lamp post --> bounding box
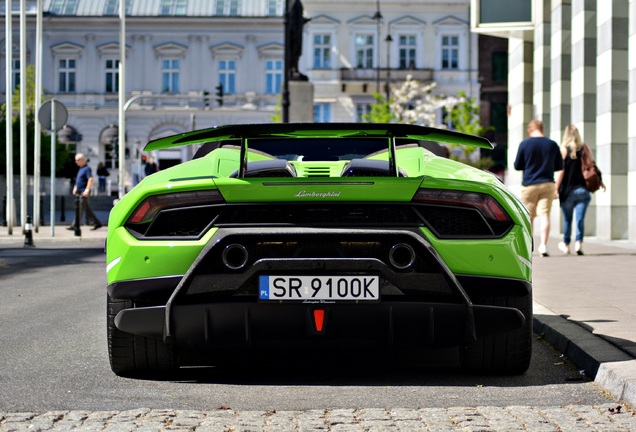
[282,0,290,123]
[5,0,14,234]
[385,33,392,101]
[118,0,126,198]
[373,0,382,94]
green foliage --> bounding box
[363,93,394,123]
[364,85,494,170]
[0,115,71,176]
[447,91,492,137]
[0,64,69,176]
[270,96,282,123]
[1,65,39,118]
[445,91,494,169]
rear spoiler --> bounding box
[144,123,494,178]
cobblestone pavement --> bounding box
[1,404,635,431]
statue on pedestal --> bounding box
[289,0,311,81]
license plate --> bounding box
[259,275,380,302]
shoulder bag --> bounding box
[580,144,604,193]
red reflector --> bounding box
[130,201,151,223]
[313,309,325,332]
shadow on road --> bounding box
[0,247,105,276]
[125,337,590,389]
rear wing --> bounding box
[144,123,493,178]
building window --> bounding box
[355,34,374,69]
[50,0,78,14]
[160,0,187,15]
[265,60,283,94]
[356,103,371,122]
[219,60,236,94]
[398,35,416,69]
[441,35,459,70]
[216,0,241,15]
[103,0,132,15]
[492,51,507,83]
[105,59,119,93]
[161,59,180,93]
[58,58,76,92]
[313,34,332,69]
[314,103,331,123]
[12,59,20,91]
[491,102,507,132]
[266,0,279,15]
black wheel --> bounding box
[107,295,178,377]
[460,291,532,375]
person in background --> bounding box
[514,119,563,257]
[68,153,102,231]
[554,125,600,255]
[144,156,159,177]
[97,162,109,194]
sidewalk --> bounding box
[1,225,635,408]
[0,222,107,247]
[532,236,636,408]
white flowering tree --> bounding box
[364,75,493,169]
[364,75,460,126]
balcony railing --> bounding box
[340,68,434,83]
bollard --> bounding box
[24,215,34,247]
[74,194,82,237]
[60,195,66,222]
[39,195,45,227]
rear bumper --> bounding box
[110,227,531,352]
[114,300,525,350]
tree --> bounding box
[365,76,493,169]
[365,74,460,126]
[446,91,494,169]
[363,94,392,123]
[270,97,282,123]
[447,91,489,137]
[0,64,70,176]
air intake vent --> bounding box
[305,166,334,177]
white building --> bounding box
[2,0,477,193]
[472,0,636,242]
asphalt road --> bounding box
[0,246,618,413]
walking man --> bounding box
[514,120,563,257]
[68,153,103,231]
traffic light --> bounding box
[202,90,210,107]
[141,155,147,164]
[215,83,224,107]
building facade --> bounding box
[473,0,636,242]
[2,0,477,195]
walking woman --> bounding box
[555,125,601,255]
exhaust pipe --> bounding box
[222,244,249,270]
[389,243,416,270]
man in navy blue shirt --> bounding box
[68,153,103,230]
[514,120,563,257]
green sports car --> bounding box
[106,123,533,377]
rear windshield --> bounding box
[235,138,418,161]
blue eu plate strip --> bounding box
[259,276,269,300]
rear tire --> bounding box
[107,295,178,377]
[460,291,532,375]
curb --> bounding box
[533,302,636,409]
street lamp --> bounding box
[385,33,392,101]
[373,0,382,94]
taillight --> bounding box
[412,189,513,238]
[128,190,224,225]
[413,189,509,222]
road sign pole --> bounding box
[50,99,56,236]
[38,99,67,237]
